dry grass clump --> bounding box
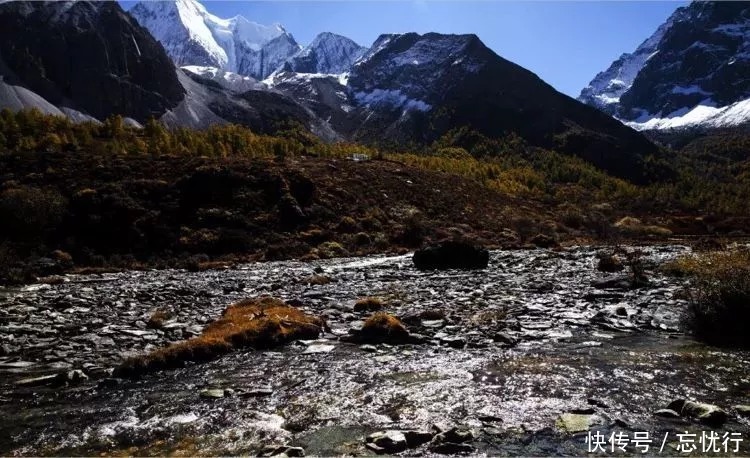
[316,241,348,259]
[596,250,624,272]
[115,297,323,377]
[614,216,672,237]
[354,297,384,312]
[665,249,750,346]
[146,310,171,330]
[359,312,410,343]
[304,274,332,285]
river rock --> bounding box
[241,386,274,397]
[403,430,434,447]
[654,409,681,418]
[556,413,599,433]
[429,442,475,454]
[435,426,475,443]
[492,332,518,346]
[668,399,727,426]
[438,335,467,349]
[258,445,305,457]
[413,241,489,270]
[591,275,632,290]
[302,342,335,354]
[200,389,226,399]
[15,374,59,387]
[366,430,408,454]
[56,369,89,386]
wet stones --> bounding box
[366,428,472,455]
[14,369,89,388]
[429,426,476,454]
[591,275,633,290]
[429,442,475,455]
[258,445,305,457]
[200,388,227,399]
[434,332,466,349]
[556,412,601,433]
[666,399,727,426]
[413,241,489,270]
[366,430,408,454]
[14,374,59,387]
[654,409,681,419]
[403,430,434,447]
[435,426,475,444]
[734,405,750,417]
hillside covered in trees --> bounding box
[0,109,747,283]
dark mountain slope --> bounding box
[0,0,184,122]
[345,33,660,182]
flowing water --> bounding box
[1,246,749,456]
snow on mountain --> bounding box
[181,65,262,93]
[235,32,300,80]
[626,97,750,130]
[129,0,300,79]
[578,7,689,115]
[279,32,367,75]
[580,1,750,130]
[348,33,485,113]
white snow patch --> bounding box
[626,97,750,130]
[182,65,261,92]
[670,85,710,96]
[337,72,350,87]
[579,5,690,109]
[354,89,431,112]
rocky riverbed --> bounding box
[1,246,749,456]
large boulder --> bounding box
[667,399,727,426]
[413,241,489,270]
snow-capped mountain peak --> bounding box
[580,1,750,130]
[277,32,367,75]
[578,6,690,115]
[129,0,299,79]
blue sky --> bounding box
[120,1,687,97]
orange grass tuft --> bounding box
[359,312,410,343]
[115,297,323,377]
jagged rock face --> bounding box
[621,2,750,119]
[280,32,367,74]
[129,0,300,79]
[0,0,185,122]
[580,1,750,130]
[129,0,225,68]
[235,33,301,79]
[578,7,691,116]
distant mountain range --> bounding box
[0,0,671,183]
[580,1,750,131]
